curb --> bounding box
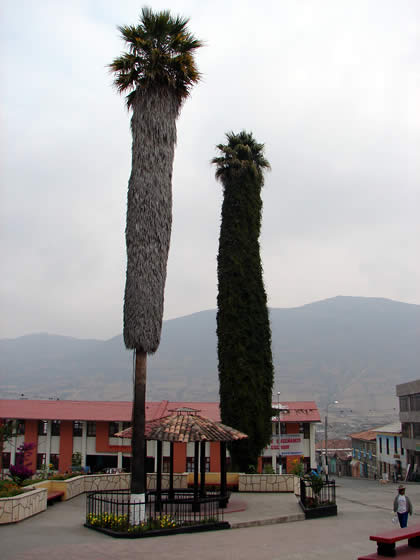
[230,512,305,529]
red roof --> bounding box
[349,429,378,442]
[316,439,352,450]
[0,400,221,422]
[0,399,320,423]
[272,401,321,423]
[117,411,249,442]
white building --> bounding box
[374,423,407,481]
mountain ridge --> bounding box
[1,296,419,425]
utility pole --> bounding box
[277,392,281,474]
[325,400,338,482]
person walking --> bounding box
[393,484,413,528]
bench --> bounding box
[47,491,64,505]
[358,524,420,558]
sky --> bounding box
[1,0,419,340]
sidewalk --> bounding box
[226,492,304,528]
[3,478,420,560]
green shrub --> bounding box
[0,480,24,498]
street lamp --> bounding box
[325,400,339,482]
[277,392,281,474]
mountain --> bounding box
[1,297,419,423]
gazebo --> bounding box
[116,407,248,511]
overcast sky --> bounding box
[1,0,419,340]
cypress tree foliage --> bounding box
[212,131,274,472]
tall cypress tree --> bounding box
[212,131,274,472]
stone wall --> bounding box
[147,473,187,490]
[32,472,188,501]
[238,474,297,492]
[0,488,47,524]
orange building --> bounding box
[0,399,320,475]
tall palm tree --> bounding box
[110,8,202,502]
[212,131,274,472]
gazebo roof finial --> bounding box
[169,406,200,416]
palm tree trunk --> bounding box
[130,350,147,522]
[131,350,147,493]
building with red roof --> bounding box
[349,429,378,479]
[0,399,320,475]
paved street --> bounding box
[2,477,420,560]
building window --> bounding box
[37,453,46,469]
[185,456,210,473]
[109,422,120,437]
[73,421,83,437]
[50,454,59,470]
[38,420,48,436]
[402,423,411,438]
[51,420,60,436]
[273,422,287,436]
[299,423,310,439]
[2,452,11,469]
[186,457,195,472]
[86,422,96,437]
[386,439,389,455]
[413,423,420,438]
[400,396,409,412]
[163,457,171,473]
[410,394,420,411]
[394,436,398,453]
[16,420,25,435]
[379,437,382,453]
[122,422,131,431]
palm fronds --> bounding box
[109,7,202,107]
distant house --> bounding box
[349,430,377,479]
[315,439,352,477]
[374,423,406,481]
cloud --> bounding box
[1,0,419,338]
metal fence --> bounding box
[300,478,336,508]
[86,490,225,534]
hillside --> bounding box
[1,297,419,428]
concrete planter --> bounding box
[0,488,47,524]
[299,500,337,519]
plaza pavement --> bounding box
[2,477,420,560]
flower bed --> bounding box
[85,489,229,538]
[85,511,229,538]
[0,480,25,499]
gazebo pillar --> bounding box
[156,440,162,512]
[219,441,228,508]
[193,441,200,512]
[200,441,206,497]
[169,441,174,500]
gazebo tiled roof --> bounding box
[116,409,248,443]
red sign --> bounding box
[269,435,303,456]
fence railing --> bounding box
[299,478,336,508]
[86,489,225,534]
